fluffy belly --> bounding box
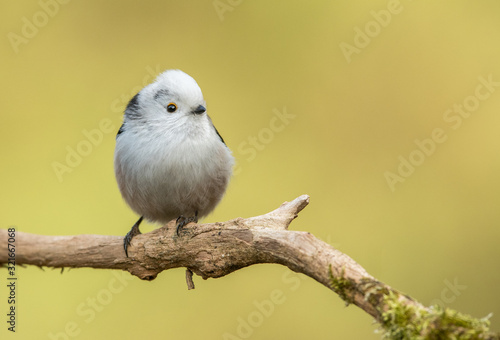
[115,140,232,223]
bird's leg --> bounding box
[176,210,198,236]
[124,216,144,257]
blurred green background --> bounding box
[1,1,500,339]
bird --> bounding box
[114,69,234,257]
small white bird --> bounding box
[114,70,234,256]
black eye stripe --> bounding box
[154,89,171,100]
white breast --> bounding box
[114,115,233,223]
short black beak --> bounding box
[192,105,206,115]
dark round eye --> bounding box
[167,103,177,113]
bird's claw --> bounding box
[124,216,143,257]
[176,211,198,236]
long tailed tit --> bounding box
[114,70,234,256]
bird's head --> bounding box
[124,69,208,129]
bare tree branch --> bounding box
[0,195,497,339]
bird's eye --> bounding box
[166,103,177,113]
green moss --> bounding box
[327,269,497,339]
[377,290,495,340]
[328,265,354,305]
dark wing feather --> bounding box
[208,116,226,145]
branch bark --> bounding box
[0,195,497,339]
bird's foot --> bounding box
[124,216,144,257]
[176,211,198,236]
